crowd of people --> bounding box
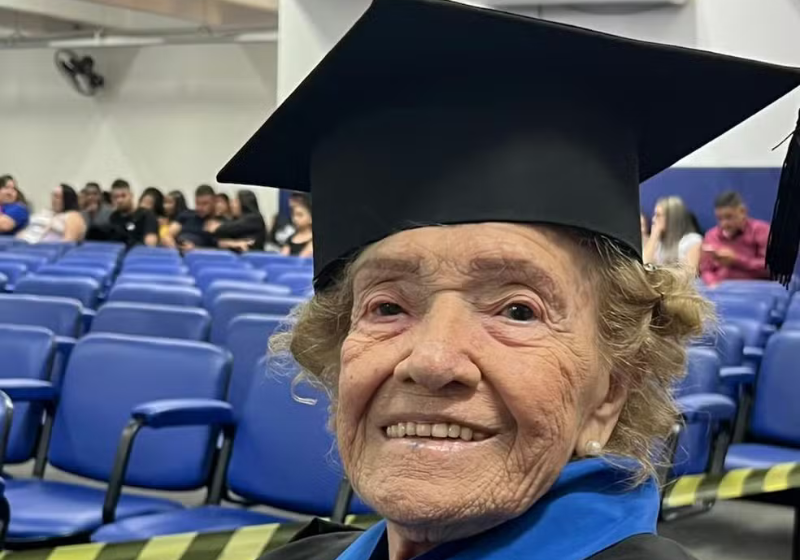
[641,190,771,286]
[0,174,313,255]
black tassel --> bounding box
[766,109,800,287]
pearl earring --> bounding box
[585,440,603,456]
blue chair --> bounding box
[264,263,311,282]
[15,276,101,309]
[0,272,5,292]
[708,294,773,325]
[694,324,745,368]
[194,268,266,292]
[123,255,183,268]
[92,303,210,341]
[0,334,233,546]
[726,332,800,470]
[0,253,47,273]
[209,294,305,344]
[240,253,294,270]
[203,281,291,309]
[184,250,239,268]
[115,274,196,287]
[79,241,126,252]
[224,314,285,412]
[671,348,735,478]
[127,246,179,257]
[36,265,110,286]
[122,263,188,276]
[781,320,800,332]
[0,295,82,337]
[92,355,366,542]
[786,296,800,323]
[9,247,60,263]
[0,262,28,290]
[0,237,19,250]
[276,272,314,296]
[108,285,202,308]
[0,325,56,466]
[57,257,117,273]
[188,260,250,276]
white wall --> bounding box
[532,0,800,167]
[0,43,280,216]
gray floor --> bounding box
[6,464,793,559]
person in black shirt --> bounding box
[170,184,219,250]
[215,193,233,221]
[213,189,267,252]
[108,179,158,248]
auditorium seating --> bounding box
[203,280,291,309]
[725,331,800,470]
[36,264,111,286]
[194,267,267,292]
[209,293,305,344]
[264,262,311,282]
[15,276,101,309]
[115,273,196,287]
[91,355,366,542]
[0,262,27,290]
[0,253,48,272]
[184,250,240,270]
[276,272,314,295]
[107,284,203,308]
[0,295,83,338]
[0,325,56,465]
[0,334,233,545]
[121,262,189,276]
[91,303,210,341]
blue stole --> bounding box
[336,458,659,560]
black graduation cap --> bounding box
[218,0,800,289]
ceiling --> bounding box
[0,0,278,42]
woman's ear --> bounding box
[576,373,628,456]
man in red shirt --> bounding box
[700,191,770,286]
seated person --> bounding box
[81,181,114,241]
[0,175,29,236]
[215,193,234,221]
[700,191,770,286]
[160,190,188,248]
[213,1,798,557]
[17,183,86,243]
[642,196,702,272]
[281,196,313,257]
[212,189,267,252]
[107,179,158,248]
[170,184,219,250]
[138,187,167,241]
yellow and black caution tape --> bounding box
[662,461,800,509]
[0,516,378,560]
[4,464,800,560]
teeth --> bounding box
[383,422,486,442]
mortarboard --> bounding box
[218,0,800,289]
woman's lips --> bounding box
[383,421,488,442]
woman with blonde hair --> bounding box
[643,196,703,272]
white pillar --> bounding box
[277,0,371,103]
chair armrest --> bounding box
[743,346,764,362]
[761,324,778,336]
[0,390,13,470]
[719,366,756,388]
[0,380,56,403]
[81,309,96,334]
[678,394,737,423]
[131,399,234,429]
[55,336,76,362]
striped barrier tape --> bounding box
[3,464,800,560]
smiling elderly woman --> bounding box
[217,1,800,559]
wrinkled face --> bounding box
[196,194,215,219]
[715,204,747,238]
[338,223,625,543]
[51,186,64,213]
[112,187,133,213]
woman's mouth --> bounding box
[383,422,488,442]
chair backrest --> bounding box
[0,272,5,292]
[9,247,60,263]
[80,241,126,252]
[115,274,196,287]
[225,314,285,412]
[49,334,232,490]
[265,263,312,282]
[227,357,369,515]
[748,331,800,446]
[15,275,101,308]
[693,323,745,368]
[708,295,772,324]
[241,252,295,269]
[194,268,266,292]
[675,347,721,397]
[0,262,26,287]
[108,284,203,307]
[717,281,791,305]
[724,317,771,348]
[122,263,189,276]
[781,320,800,332]
[92,303,210,341]
[203,281,291,309]
[189,259,250,275]
[0,294,82,336]
[57,257,117,272]
[0,324,56,464]
[123,255,183,267]
[37,264,109,284]
[184,250,239,267]
[787,297,800,323]
[276,272,314,295]
[128,246,179,257]
[0,253,48,272]
[210,293,305,344]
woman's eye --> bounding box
[375,302,405,317]
[502,303,536,322]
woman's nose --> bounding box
[393,297,481,391]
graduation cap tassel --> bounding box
[766,109,800,287]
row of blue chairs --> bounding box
[0,326,367,546]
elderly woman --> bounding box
[219,1,799,559]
